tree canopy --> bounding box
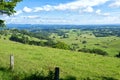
[0,0,22,27]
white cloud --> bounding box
[95,16,120,24]
[109,0,120,8]
[33,0,109,12]
[4,15,120,24]
[23,6,32,13]
[28,16,39,19]
[14,10,22,15]
[83,7,94,13]
[96,9,101,14]
[53,0,109,10]
[96,9,110,16]
[5,16,75,24]
[4,0,120,24]
[33,5,53,12]
[20,15,40,19]
[43,5,53,11]
[34,7,43,12]
[102,13,110,16]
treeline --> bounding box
[92,28,120,37]
[31,29,70,39]
[11,29,50,40]
[9,33,70,50]
[0,29,70,50]
[78,48,108,56]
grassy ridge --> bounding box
[51,29,120,56]
[0,39,120,79]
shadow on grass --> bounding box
[12,74,120,80]
[101,76,118,80]
[22,72,76,80]
[0,67,117,80]
[0,67,7,71]
[19,70,54,80]
[60,75,76,80]
[0,67,9,72]
[82,76,118,80]
[13,71,76,80]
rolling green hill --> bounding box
[0,38,120,80]
[50,29,120,56]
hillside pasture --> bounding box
[0,39,120,79]
[50,29,120,56]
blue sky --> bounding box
[1,0,120,24]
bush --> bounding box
[82,40,87,44]
[53,41,70,50]
[78,48,92,53]
[9,34,29,44]
[45,39,55,47]
[70,43,79,51]
[92,49,108,56]
[78,48,108,56]
[115,52,120,58]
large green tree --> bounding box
[0,0,22,27]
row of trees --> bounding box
[93,28,120,37]
[78,48,108,56]
[9,34,29,44]
[9,33,70,50]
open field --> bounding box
[50,29,120,56]
[0,38,120,79]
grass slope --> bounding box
[0,39,120,79]
[51,29,120,56]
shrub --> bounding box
[53,41,70,50]
[78,48,91,53]
[78,48,108,56]
[9,35,29,44]
[70,43,79,51]
[92,49,108,56]
[82,40,87,44]
[115,52,120,58]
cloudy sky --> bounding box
[1,0,120,24]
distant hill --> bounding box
[6,24,120,30]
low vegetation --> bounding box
[9,31,70,50]
[0,26,120,79]
[0,39,120,80]
[78,48,108,56]
[115,52,120,58]
[1,28,120,57]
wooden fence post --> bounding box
[10,54,14,71]
[54,67,60,80]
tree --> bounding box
[82,40,87,44]
[0,20,6,27]
[0,0,22,27]
[53,41,70,50]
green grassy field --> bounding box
[0,38,120,80]
[50,29,120,56]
